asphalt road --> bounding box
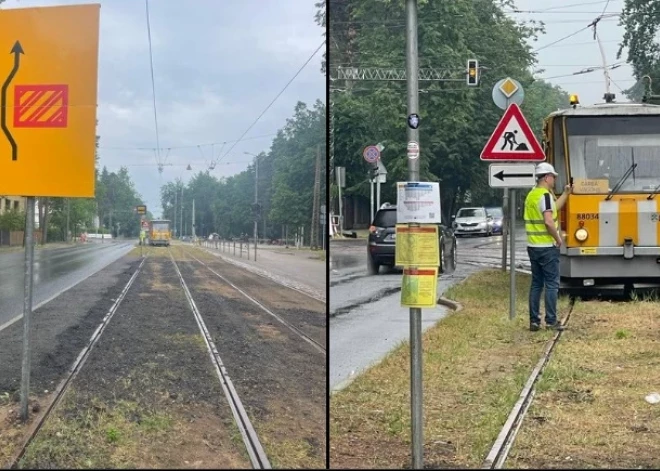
[0,241,136,331]
[329,230,529,392]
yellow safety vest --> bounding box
[524,186,558,247]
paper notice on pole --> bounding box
[401,267,438,308]
[396,182,442,223]
[395,225,440,267]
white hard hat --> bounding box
[535,162,558,177]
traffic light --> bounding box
[467,59,479,87]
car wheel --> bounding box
[367,255,380,275]
[439,244,444,274]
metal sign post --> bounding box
[336,167,345,235]
[509,190,516,320]
[405,0,423,467]
[20,197,35,421]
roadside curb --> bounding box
[437,296,463,312]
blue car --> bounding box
[486,207,504,235]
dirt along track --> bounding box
[4,245,325,469]
[171,245,326,466]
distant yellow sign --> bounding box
[573,178,609,194]
[401,267,438,308]
[395,224,440,267]
[0,4,100,197]
[136,205,147,215]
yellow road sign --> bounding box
[0,4,100,197]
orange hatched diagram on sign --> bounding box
[0,4,100,197]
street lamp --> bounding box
[244,152,259,261]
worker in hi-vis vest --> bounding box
[523,162,572,332]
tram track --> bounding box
[482,298,576,469]
[7,255,148,469]
[171,244,326,467]
[182,247,325,356]
[168,249,271,469]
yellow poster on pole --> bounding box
[395,224,439,267]
[401,267,438,308]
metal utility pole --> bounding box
[310,144,322,249]
[406,0,423,467]
[174,190,178,237]
[180,186,184,238]
[254,155,258,261]
[192,198,196,240]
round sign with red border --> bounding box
[363,145,380,163]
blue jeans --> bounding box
[527,246,560,326]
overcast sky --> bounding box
[4,0,325,218]
[509,0,635,106]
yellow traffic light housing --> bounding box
[569,94,579,108]
[467,59,479,87]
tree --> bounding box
[328,0,573,223]
[618,0,660,98]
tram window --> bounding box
[552,119,567,192]
[568,132,660,192]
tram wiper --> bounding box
[605,163,638,201]
[647,182,660,200]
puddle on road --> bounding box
[330,253,364,270]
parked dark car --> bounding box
[485,206,504,235]
[367,203,457,275]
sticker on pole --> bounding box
[480,103,545,161]
[407,141,420,160]
[363,145,380,163]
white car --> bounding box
[452,207,493,237]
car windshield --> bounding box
[373,209,397,228]
[486,207,503,218]
[566,116,660,193]
[152,222,169,231]
[457,208,485,218]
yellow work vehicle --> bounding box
[542,94,660,296]
[148,219,171,247]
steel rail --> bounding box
[183,247,325,356]
[8,255,147,469]
[168,250,271,469]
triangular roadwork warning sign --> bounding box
[480,103,546,161]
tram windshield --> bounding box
[152,222,170,231]
[566,116,660,193]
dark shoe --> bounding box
[546,322,565,331]
[530,323,540,332]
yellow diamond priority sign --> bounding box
[499,77,519,98]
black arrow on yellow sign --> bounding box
[2,40,23,161]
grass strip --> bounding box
[330,269,572,469]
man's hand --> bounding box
[564,184,573,194]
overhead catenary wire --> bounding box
[144,0,163,173]
[214,40,325,167]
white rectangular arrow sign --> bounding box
[488,163,537,188]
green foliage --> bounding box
[160,101,326,243]
[0,209,25,231]
[618,1,660,99]
[329,0,571,222]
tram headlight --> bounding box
[575,228,588,242]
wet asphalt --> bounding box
[0,240,135,330]
[329,230,529,392]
